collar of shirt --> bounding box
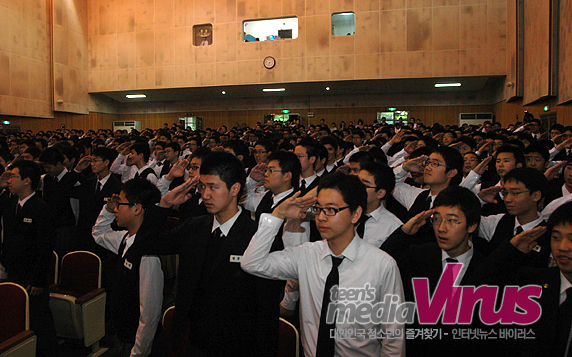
[98,173,111,187]
[273,188,294,208]
[57,167,68,182]
[368,203,388,221]
[563,183,572,196]
[211,206,242,237]
[318,234,360,263]
[315,168,326,177]
[300,173,317,187]
[326,163,337,172]
[18,191,36,207]
[441,241,474,281]
[136,164,152,174]
[560,272,572,304]
[515,214,543,232]
[122,233,137,257]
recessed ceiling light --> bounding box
[326,87,330,91]
[221,91,226,95]
[262,88,285,92]
[126,94,146,98]
[434,83,461,88]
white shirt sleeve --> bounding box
[342,146,361,165]
[130,256,164,357]
[242,176,265,213]
[92,207,124,254]
[477,214,504,242]
[111,154,129,176]
[391,165,425,210]
[241,214,299,280]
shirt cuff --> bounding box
[259,213,284,228]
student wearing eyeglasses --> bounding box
[475,167,550,267]
[241,173,405,357]
[391,146,464,245]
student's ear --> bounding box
[467,222,478,234]
[446,168,458,179]
[283,171,292,183]
[231,182,241,197]
[351,206,363,225]
[516,162,523,168]
[237,154,244,162]
[133,203,143,216]
[531,190,542,203]
[309,156,316,165]
[376,188,386,200]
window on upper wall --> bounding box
[242,17,298,42]
[331,12,355,36]
[194,24,213,46]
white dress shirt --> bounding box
[92,208,164,357]
[242,213,405,357]
[392,165,428,210]
[478,213,543,242]
[362,204,403,248]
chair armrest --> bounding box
[76,288,105,305]
[0,330,35,354]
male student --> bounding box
[467,201,572,356]
[295,139,320,194]
[38,147,78,256]
[476,167,550,267]
[241,173,404,357]
[92,178,164,357]
[0,160,58,357]
[71,147,122,251]
[320,136,339,173]
[382,186,486,356]
[111,141,158,185]
[355,161,403,247]
[140,152,278,356]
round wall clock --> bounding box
[264,56,276,69]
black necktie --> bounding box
[134,171,140,179]
[356,214,371,238]
[426,194,432,210]
[300,179,307,192]
[316,256,344,357]
[95,181,102,195]
[16,203,22,216]
[446,257,458,263]
[255,191,274,223]
[558,288,572,356]
[515,226,524,236]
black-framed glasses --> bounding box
[311,205,350,216]
[264,169,282,174]
[430,215,464,228]
[424,159,448,168]
[499,189,531,199]
[360,181,377,189]
[116,202,136,207]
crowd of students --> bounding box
[0,116,572,357]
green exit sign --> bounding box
[388,108,396,111]
[282,110,290,114]
[543,106,549,112]
[2,121,9,125]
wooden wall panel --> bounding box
[504,0,519,100]
[559,0,572,104]
[493,99,572,128]
[523,0,551,105]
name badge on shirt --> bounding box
[124,259,133,270]
[23,218,32,223]
[230,255,242,263]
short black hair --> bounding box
[524,142,549,163]
[496,144,525,166]
[431,146,464,186]
[456,136,477,151]
[547,202,572,234]
[23,146,41,160]
[189,147,211,161]
[91,147,118,168]
[359,161,395,199]
[254,139,274,154]
[348,151,374,166]
[320,136,339,150]
[165,141,181,154]
[131,142,151,162]
[503,167,548,200]
[222,139,249,160]
[433,186,481,228]
[318,172,367,216]
[121,178,161,210]
[7,160,42,190]
[267,151,301,190]
[200,152,246,199]
[296,139,318,159]
[39,147,65,166]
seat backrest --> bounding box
[162,306,175,333]
[59,251,101,296]
[277,317,299,357]
[49,250,58,285]
[0,283,29,344]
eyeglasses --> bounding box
[430,215,464,228]
[499,190,531,199]
[264,169,282,174]
[296,155,308,159]
[311,205,350,216]
[116,202,136,207]
[254,150,267,155]
[424,159,448,168]
[360,181,377,189]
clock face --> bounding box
[264,56,276,69]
